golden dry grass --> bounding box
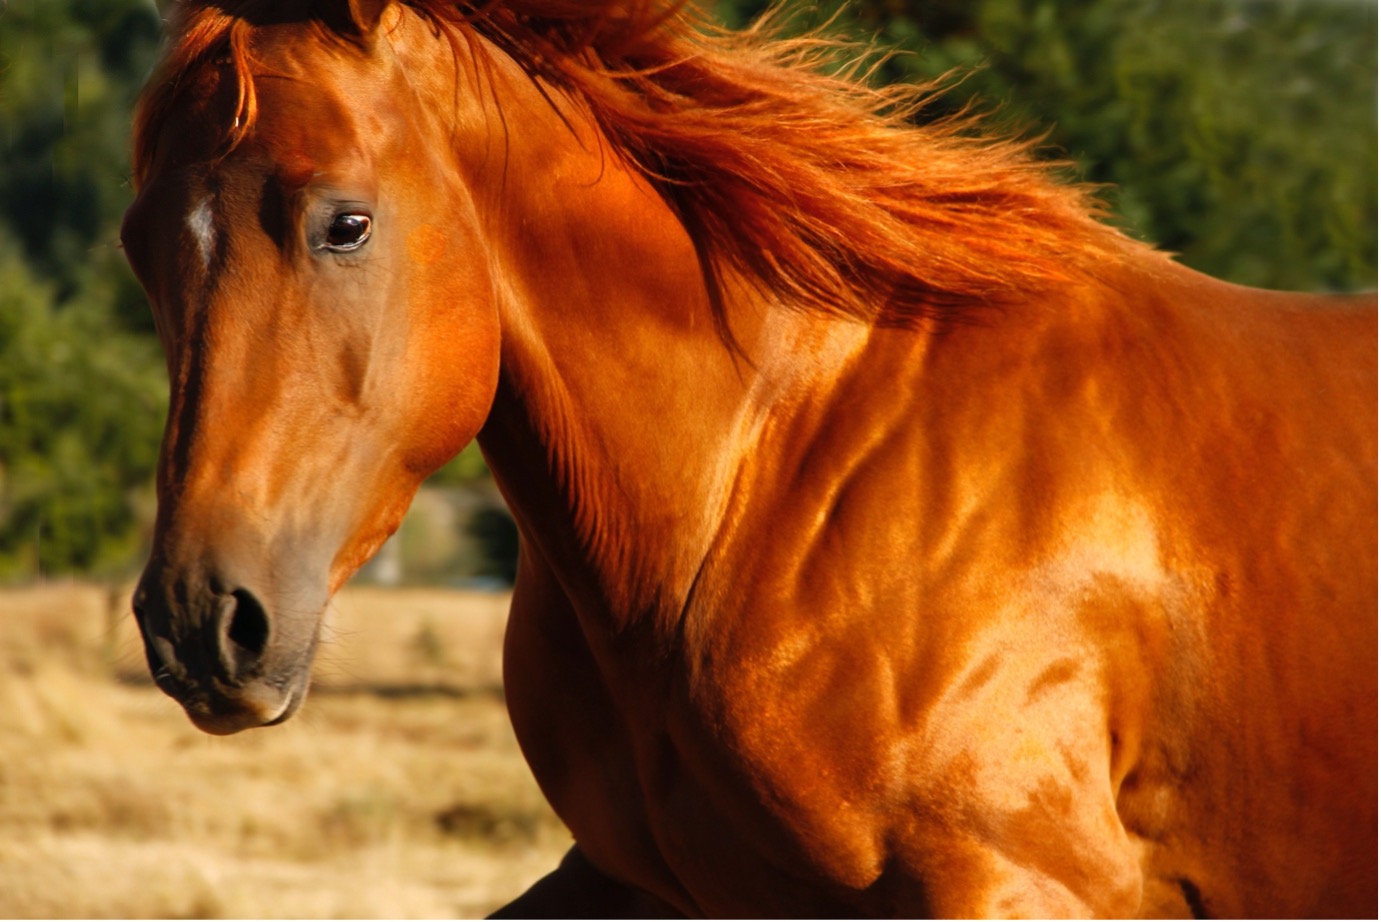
[0,583,571,919]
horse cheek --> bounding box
[401,251,499,477]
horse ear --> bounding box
[321,0,392,43]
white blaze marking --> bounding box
[186,196,216,270]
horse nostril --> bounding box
[227,588,270,657]
[131,584,154,631]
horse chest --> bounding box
[509,471,1245,914]
[684,514,1221,910]
[512,577,1153,915]
[503,574,920,911]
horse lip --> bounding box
[188,707,268,736]
[180,673,309,735]
[262,686,304,726]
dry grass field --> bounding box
[0,583,570,918]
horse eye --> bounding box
[324,213,372,252]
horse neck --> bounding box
[476,167,747,623]
[457,57,859,625]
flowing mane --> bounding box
[133,0,1143,328]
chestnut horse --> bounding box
[122,1,1377,917]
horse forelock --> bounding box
[134,0,1145,324]
[131,0,388,190]
[132,5,251,189]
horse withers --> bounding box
[121,1,1377,916]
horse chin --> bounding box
[179,674,309,736]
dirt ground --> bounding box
[0,583,571,919]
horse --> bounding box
[121,1,1377,916]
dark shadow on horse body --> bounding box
[489,846,683,920]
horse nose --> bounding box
[131,575,273,687]
[131,572,305,734]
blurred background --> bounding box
[0,0,1376,585]
[0,0,1375,916]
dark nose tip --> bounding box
[129,567,306,734]
[132,583,186,686]
[132,577,273,687]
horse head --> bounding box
[121,1,499,733]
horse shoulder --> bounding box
[664,325,1185,914]
[675,271,1376,914]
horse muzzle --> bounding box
[132,566,320,735]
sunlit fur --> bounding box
[124,2,1376,918]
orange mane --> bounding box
[132,1,1140,328]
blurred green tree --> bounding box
[465,506,520,586]
[0,239,165,579]
[0,0,161,330]
[0,0,166,578]
[717,0,1378,292]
